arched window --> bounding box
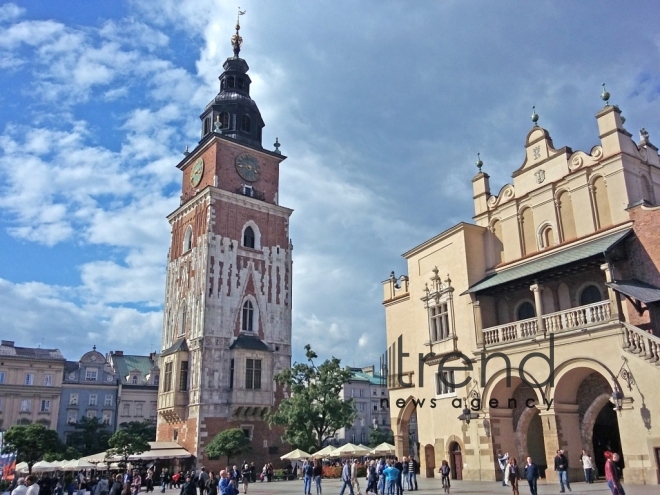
[237,78,245,89]
[517,301,536,320]
[178,301,187,336]
[242,300,254,331]
[592,177,612,229]
[541,225,555,249]
[520,208,536,256]
[580,285,603,306]
[557,191,576,241]
[220,112,230,129]
[243,226,255,248]
[491,220,504,266]
[557,283,571,310]
[183,225,193,252]
[131,375,138,385]
[241,115,251,132]
[227,76,235,88]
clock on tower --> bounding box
[156,17,293,469]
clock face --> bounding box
[235,153,261,182]
[190,158,204,187]
[106,375,114,382]
[68,372,76,380]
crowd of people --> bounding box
[497,448,626,495]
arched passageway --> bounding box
[449,442,462,480]
[424,444,435,478]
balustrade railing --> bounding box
[482,300,612,346]
[622,322,660,364]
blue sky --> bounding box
[1,1,659,366]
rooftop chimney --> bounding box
[113,350,124,356]
[1,340,15,347]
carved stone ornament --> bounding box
[534,169,545,184]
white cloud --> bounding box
[0,3,24,22]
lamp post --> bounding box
[611,388,624,414]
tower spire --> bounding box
[231,7,246,57]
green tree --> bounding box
[269,345,357,451]
[106,429,150,470]
[118,419,156,442]
[368,425,394,447]
[65,416,112,456]
[205,428,251,466]
[44,446,81,462]
[2,424,63,473]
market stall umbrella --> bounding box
[369,442,396,455]
[31,461,54,472]
[280,448,311,460]
[357,444,371,453]
[15,462,29,473]
[62,459,96,471]
[311,445,337,459]
[48,460,65,470]
[333,443,370,457]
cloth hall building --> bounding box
[155,22,292,468]
[383,99,660,485]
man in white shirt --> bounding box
[12,478,28,495]
[580,449,594,484]
[25,476,40,495]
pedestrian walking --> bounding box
[580,450,594,484]
[303,460,313,495]
[109,475,123,495]
[197,468,208,495]
[159,470,168,494]
[217,472,232,495]
[131,471,142,495]
[313,460,323,495]
[205,473,217,495]
[383,461,399,495]
[376,459,386,495]
[393,458,403,495]
[505,457,520,495]
[240,463,250,494]
[350,459,361,495]
[497,451,509,486]
[605,452,625,495]
[365,461,377,494]
[553,450,571,493]
[407,456,417,491]
[523,457,539,495]
[339,460,355,495]
[400,457,409,490]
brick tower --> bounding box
[156,19,292,468]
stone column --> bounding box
[530,283,545,334]
[472,300,484,347]
[600,262,621,319]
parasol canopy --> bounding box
[280,448,311,460]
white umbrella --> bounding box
[15,462,29,473]
[62,459,96,471]
[32,461,54,472]
[333,443,370,457]
[311,445,337,459]
[280,448,311,460]
[369,442,396,455]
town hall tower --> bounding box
[156,19,292,467]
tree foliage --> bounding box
[205,428,251,465]
[106,429,150,468]
[65,416,112,457]
[368,425,394,447]
[2,424,63,473]
[118,419,156,443]
[269,345,357,451]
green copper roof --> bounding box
[465,228,632,294]
[349,370,386,386]
[111,354,158,385]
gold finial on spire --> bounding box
[231,7,246,57]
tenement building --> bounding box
[107,351,159,426]
[383,98,660,485]
[0,340,65,430]
[156,21,292,468]
[335,366,390,447]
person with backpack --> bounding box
[302,461,313,495]
[439,460,450,493]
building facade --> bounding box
[0,340,65,430]
[156,23,292,469]
[57,347,119,440]
[107,351,159,427]
[383,100,660,484]
[335,367,390,447]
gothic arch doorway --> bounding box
[449,442,462,480]
[424,444,435,478]
[395,397,418,459]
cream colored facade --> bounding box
[383,102,660,485]
[0,340,65,430]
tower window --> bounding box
[243,226,255,248]
[241,115,251,132]
[203,118,211,135]
[221,79,226,90]
[237,78,245,89]
[229,359,234,389]
[245,358,262,389]
[242,300,254,331]
[227,76,235,88]
[179,361,189,391]
[220,112,230,129]
[183,225,193,252]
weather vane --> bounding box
[231,7,246,57]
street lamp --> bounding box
[457,399,479,425]
[611,388,624,413]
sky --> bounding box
[0,1,659,367]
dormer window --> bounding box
[243,226,255,248]
[131,375,138,385]
[242,300,254,331]
[241,115,251,132]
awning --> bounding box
[607,279,660,304]
[131,449,192,460]
[464,228,632,294]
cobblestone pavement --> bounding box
[158,478,657,495]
